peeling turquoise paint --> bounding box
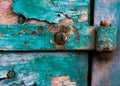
[65,26,95,50]
[96,26,117,51]
[0,52,88,86]
[0,24,56,50]
[0,24,96,51]
[12,0,90,26]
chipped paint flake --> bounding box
[12,0,90,25]
[51,76,76,86]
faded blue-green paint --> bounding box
[96,26,117,51]
[12,0,90,26]
[65,26,95,50]
[0,24,96,50]
[0,24,55,50]
[0,52,88,86]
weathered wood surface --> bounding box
[0,0,96,51]
[0,24,96,51]
[0,0,18,24]
[0,52,88,86]
[0,1,90,86]
[12,0,90,25]
[92,0,120,86]
[0,0,45,24]
[0,0,90,26]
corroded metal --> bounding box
[54,32,68,45]
[96,26,117,51]
[100,20,111,26]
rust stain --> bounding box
[87,26,96,35]
[56,45,65,50]
[39,26,44,34]
[0,34,4,37]
[24,28,28,34]
[73,27,79,41]
[31,30,38,36]
[48,25,72,43]
[47,24,72,50]
[100,20,111,26]
[98,46,115,51]
[98,39,115,51]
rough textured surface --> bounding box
[0,24,96,50]
[51,76,76,86]
[96,26,117,51]
[0,1,90,86]
[92,0,120,86]
[0,0,44,24]
[0,0,18,24]
[12,0,90,26]
[0,52,88,86]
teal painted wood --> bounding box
[0,52,88,86]
[96,26,117,51]
[92,0,120,86]
[12,0,90,26]
[0,24,95,50]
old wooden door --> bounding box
[0,0,118,86]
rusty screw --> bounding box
[0,68,16,81]
[7,68,16,79]
[100,20,111,26]
[54,32,68,45]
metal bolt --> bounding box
[54,32,68,45]
[0,69,16,81]
[7,69,16,79]
[100,20,111,26]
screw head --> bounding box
[7,69,16,79]
[54,32,68,45]
[100,21,111,26]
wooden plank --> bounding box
[0,24,95,51]
[0,0,90,26]
[0,52,88,86]
[92,0,120,86]
[12,0,90,25]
